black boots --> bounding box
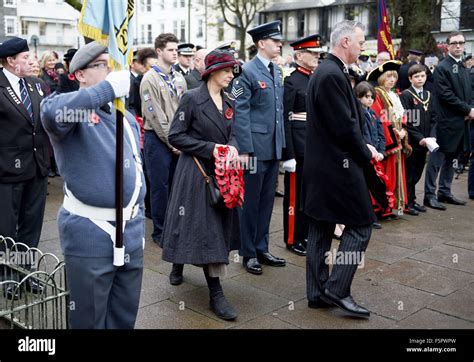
[204,267,237,321]
[169,264,184,286]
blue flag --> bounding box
[78,0,135,114]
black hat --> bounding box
[177,43,194,56]
[366,60,402,82]
[290,34,322,52]
[464,54,472,62]
[201,49,242,80]
[247,21,283,43]
[0,37,29,58]
[358,54,369,62]
[63,48,78,62]
[408,49,423,56]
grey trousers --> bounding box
[424,151,457,200]
[65,246,144,329]
[306,220,372,301]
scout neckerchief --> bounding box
[152,65,177,97]
[406,89,431,111]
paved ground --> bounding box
[35,171,474,329]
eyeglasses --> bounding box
[84,62,109,70]
[449,41,465,46]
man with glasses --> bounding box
[424,31,473,209]
[281,34,323,257]
[41,41,146,329]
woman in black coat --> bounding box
[161,50,242,321]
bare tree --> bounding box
[217,0,265,60]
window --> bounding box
[147,24,152,44]
[197,18,203,38]
[140,0,145,12]
[159,0,164,10]
[39,21,46,36]
[297,11,305,38]
[141,24,145,43]
[179,20,185,42]
[180,0,185,8]
[173,0,177,8]
[5,16,17,35]
[173,20,178,36]
[160,23,164,34]
[4,0,17,7]
[146,0,151,12]
[21,20,28,35]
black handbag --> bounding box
[193,156,225,208]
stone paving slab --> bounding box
[232,314,299,329]
[364,239,420,265]
[409,244,474,274]
[428,282,474,322]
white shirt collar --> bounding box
[2,67,21,87]
[449,53,462,63]
[412,85,423,94]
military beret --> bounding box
[0,37,29,58]
[69,41,108,73]
[63,48,78,62]
[408,49,423,56]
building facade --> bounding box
[1,0,19,42]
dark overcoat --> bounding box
[433,56,472,153]
[0,70,50,183]
[161,83,241,265]
[301,54,376,226]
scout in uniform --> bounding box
[233,21,286,275]
[140,33,187,285]
[281,34,322,256]
[173,43,195,76]
[41,42,146,329]
[0,37,50,298]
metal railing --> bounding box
[0,236,69,329]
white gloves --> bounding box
[105,70,130,98]
[282,158,297,173]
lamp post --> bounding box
[30,35,39,59]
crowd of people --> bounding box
[0,18,472,328]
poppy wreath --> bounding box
[214,145,245,208]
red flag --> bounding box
[377,0,396,59]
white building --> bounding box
[17,0,81,58]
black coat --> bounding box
[40,70,58,94]
[161,83,241,265]
[433,56,472,153]
[57,72,79,94]
[0,70,50,183]
[400,86,437,150]
[185,69,203,90]
[302,54,376,226]
[283,66,310,160]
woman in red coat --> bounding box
[367,61,412,217]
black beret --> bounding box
[0,37,29,58]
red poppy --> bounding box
[225,108,233,120]
[89,112,100,124]
[68,73,76,81]
[258,81,266,89]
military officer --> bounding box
[282,34,322,257]
[41,42,146,329]
[0,37,49,256]
[233,20,286,275]
[173,43,194,76]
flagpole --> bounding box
[115,109,124,263]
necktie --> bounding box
[268,62,274,78]
[19,79,33,121]
[418,91,423,100]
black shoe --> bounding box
[437,195,467,206]
[243,257,263,275]
[372,222,382,229]
[414,203,427,212]
[301,238,308,249]
[275,190,284,197]
[286,243,306,256]
[406,207,419,216]
[470,195,474,200]
[169,264,184,286]
[48,170,55,178]
[423,198,447,210]
[210,292,237,321]
[320,289,370,318]
[256,252,286,267]
[308,299,333,309]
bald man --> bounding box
[185,48,209,90]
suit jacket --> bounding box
[185,69,203,90]
[233,56,285,161]
[400,86,437,150]
[433,56,472,153]
[302,54,376,226]
[0,69,50,183]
